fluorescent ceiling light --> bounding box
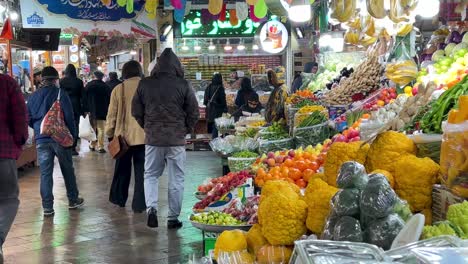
[415,0,439,18]
[130,50,137,55]
[162,24,172,36]
[10,11,18,21]
[237,39,245,50]
[224,39,232,51]
[289,0,311,23]
[194,45,201,51]
[295,27,304,39]
[181,40,189,51]
[208,40,216,50]
[252,44,259,50]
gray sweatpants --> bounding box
[144,146,186,220]
[0,159,19,246]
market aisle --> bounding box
[3,143,219,264]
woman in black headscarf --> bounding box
[235,77,257,108]
[203,73,227,139]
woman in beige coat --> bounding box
[105,61,146,213]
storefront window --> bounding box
[11,45,32,95]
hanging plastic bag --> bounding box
[236,2,249,21]
[254,0,268,19]
[229,9,239,26]
[385,41,418,86]
[208,0,223,15]
[79,116,97,142]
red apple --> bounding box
[267,152,275,159]
[275,155,284,164]
[412,86,418,96]
[288,150,296,157]
[349,136,361,142]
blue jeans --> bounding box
[144,146,186,220]
[37,143,79,209]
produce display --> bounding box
[222,196,259,224]
[323,52,381,105]
[191,211,246,226]
[258,122,289,141]
[296,111,327,128]
[294,105,328,127]
[422,201,468,239]
[232,151,258,158]
[193,171,252,211]
[286,90,317,108]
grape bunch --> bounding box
[191,211,245,226]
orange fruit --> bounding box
[289,168,302,181]
[264,174,273,181]
[256,179,265,187]
[303,169,315,182]
[296,179,307,188]
[283,159,294,167]
[310,161,319,172]
[303,152,312,159]
[257,168,267,178]
[295,161,307,172]
[280,166,290,176]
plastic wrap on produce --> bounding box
[216,250,254,264]
[293,123,330,148]
[364,214,405,250]
[215,116,235,130]
[386,236,462,263]
[258,138,294,154]
[209,136,258,156]
[255,245,293,264]
[227,157,258,172]
[408,133,442,163]
[440,121,468,198]
[333,216,363,243]
[292,239,386,264]
[287,106,300,132]
[360,174,397,218]
[321,212,339,240]
[412,247,468,264]
[331,189,361,217]
[336,161,368,189]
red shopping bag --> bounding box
[40,89,74,147]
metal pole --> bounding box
[286,37,293,91]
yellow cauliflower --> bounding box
[394,155,439,212]
[260,180,301,203]
[246,224,268,255]
[365,131,416,175]
[311,172,327,181]
[214,230,247,259]
[324,141,370,186]
[371,169,395,188]
[259,192,308,245]
[304,178,339,234]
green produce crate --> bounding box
[203,232,219,256]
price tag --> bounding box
[196,72,202,80]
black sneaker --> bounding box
[69,198,84,209]
[98,149,106,153]
[43,208,55,217]
[167,219,183,229]
[147,208,158,228]
[72,150,79,156]
[89,146,96,151]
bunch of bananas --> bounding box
[366,0,386,19]
[389,0,410,23]
[385,60,418,85]
[249,121,266,128]
[360,35,378,47]
[397,23,413,36]
[361,15,376,36]
[399,0,419,15]
[330,0,356,23]
[345,30,360,45]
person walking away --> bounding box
[232,93,263,122]
[27,66,84,217]
[132,48,199,229]
[106,72,122,92]
[0,74,28,263]
[291,62,318,93]
[84,71,111,153]
[60,64,85,156]
[33,69,42,90]
[265,70,288,123]
[203,73,227,139]
[106,61,146,213]
[235,77,256,108]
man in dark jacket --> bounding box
[105,72,122,92]
[291,62,318,93]
[60,64,85,155]
[132,48,199,229]
[27,66,84,217]
[0,74,28,262]
[84,71,111,153]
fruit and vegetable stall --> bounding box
[188,1,468,263]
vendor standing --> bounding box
[204,73,227,138]
[265,70,288,123]
[233,93,263,121]
[291,62,318,93]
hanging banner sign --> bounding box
[174,10,261,38]
[35,0,144,21]
[258,19,289,54]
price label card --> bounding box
[196,72,202,80]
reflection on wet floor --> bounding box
[4,143,220,263]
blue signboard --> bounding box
[36,0,144,21]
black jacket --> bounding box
[106,79,122,92]
[235,89,257,108]
[60,76,85,117]
[132,48,199,146]
[84,80,111,120]
[204,84,228,122]
[233,103,263,121]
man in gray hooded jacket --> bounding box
[132,48,199,229]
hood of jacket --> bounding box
[151,48,184,78]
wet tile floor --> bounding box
[4,143,221,263]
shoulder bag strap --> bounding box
[209,86,220,105]
[57,88,61,101]
[120,82,126,135]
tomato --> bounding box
[295,160,307,172]
[310,161,319,172]
[289,168,302,180]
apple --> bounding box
[275,155,284,164]
[288,150,295,157]
[349,136,361,142]
[267,152,275,159]
[412,86,418,96]
[267,158,276,167]
[347,128,360,139]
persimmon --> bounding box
[289,168,302,181]
[303,169,315,182]
[296,179,307,188]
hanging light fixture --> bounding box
[130,50,137,55]
[181,40,189,51]
[208,40,216,50]
[194,40,201,51]
[224,39,232,51]
[288,0,311,23]
[10,11,18,21]
[161,23,173,37]
[252,44,259,50]
[237,39,245,50]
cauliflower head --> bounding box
[422,221,460,239]
[324,141,370,186]
[447,201,468,238]
[365,131,417,175]
[394,156,439,212]
[260,180,301,203]
[304,178,339,234]
[259,192,308,245]
[214,230,248,259]
[246,224,268,255]
[371,169,395,188]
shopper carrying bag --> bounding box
[78,116,97,142]
[40,88,74,148]
[108,82,129,159]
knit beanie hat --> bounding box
[41,66,59,80]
